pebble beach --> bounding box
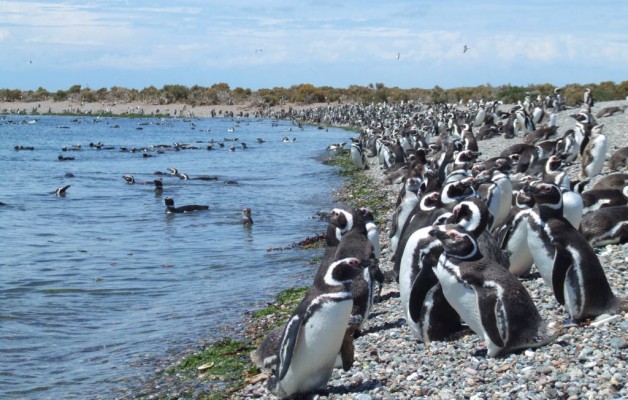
[233,99,628,400]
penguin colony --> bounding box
[252,92,627,398]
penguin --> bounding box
[390,176,421,254]
[251,325,283,371]
[581,188,627,213]
[398,225,463,342]
[164,197,209,213]
[581,124,607,179]
[428,225,557,357]
[241,208,254,225]
[350,141,367,171]
[609,146,628,171]
[496,189,535,276]
[267,257,366,398]
[579,205,628,247]
[590,173,628,191]
[54,185,70,196]
[153,179,163,192]
[524,182,627,321]
[122,175,135,184]
[316,207,381,332]
[359,207,381,260]
[474,158,513,232]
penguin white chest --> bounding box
[279,298,352,395]
[433,258,483,337]
[507,214,533,276]
[526,218,554,286]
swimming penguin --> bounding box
[153,179,163,192]
[54,185,70,196]
[579,205,628,247]
[267,257,366,398]
[164,197,209,213]
[524,182,627,321]
[428,225,557,357]
[581,124,607,179]
[241,208,253,225]
[122,175,135,184]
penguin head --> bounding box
[326,257,367,286]
[446,197,488,236]
[428,225,479,260]
[523,182,563,211]
[164,197,175,207]
[122,175,135,184]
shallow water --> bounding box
[0,114,350,399]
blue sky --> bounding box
[1,0,627,91]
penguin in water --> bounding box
[524,182,627,321]
[164,197,208,213]
[267,257,367,398]
[241,208,253,225]
[54,185,71,196]
[428,225,557,357]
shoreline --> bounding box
[0,100,329,119]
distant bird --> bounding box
[255,48,263,53]
[29,60,33,64]
[54,185,70,196]
[397,53,400,60]
[463,45,469,53]
[242,208,254,225]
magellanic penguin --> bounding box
[579,205,628,247]
[350,140,368,171]
[54,185,71,196]
[241,208,254,225]
[524,182,627,321]
[398,225,463,342]
[581,188,627,214]
[390,176,422,254]
[359,207,381,260]
[581,124,607,179]
[428,225,557,357]
[496,189,535,276]
[164,197,209,213]
[267,258,367,398]
[609,146,628,171]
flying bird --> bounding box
[255,48,263,53]
[397,52,400,60]
[463,45,469,53]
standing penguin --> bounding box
[267,258,367,398]
[350,140,368,171]
[581,124,608,179]
[524,182,627,321]
[429,225,557,357]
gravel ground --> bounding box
[233,100,627,400]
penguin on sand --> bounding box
[428,225,557,357]
[524,182,627,322]
[267,258,367,398]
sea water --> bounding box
[0,114,350,398]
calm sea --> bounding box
[0,114,350,399]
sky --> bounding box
[1,0,627,92]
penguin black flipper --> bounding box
[551,243,573,306]
[476,285,506,348]
[277,314,304,381]
[408,261,439,323]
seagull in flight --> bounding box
[396,52,400,60]
[255,48,263,54]
[463,45,469,53]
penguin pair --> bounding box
[524,182,627,322]
[428,224,557,357]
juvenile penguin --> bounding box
[429,225,556,357]
[268,257,366,398]
[164,197,209,213]
[581,188,627,213]
[579,205,628,247]
[524,182,627,321]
